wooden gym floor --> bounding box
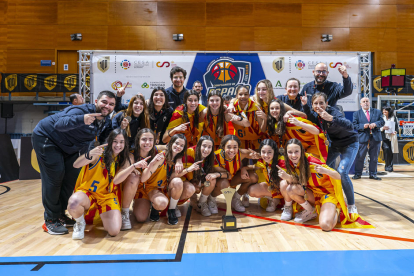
[1,164,414,275]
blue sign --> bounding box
[41,60,52,66]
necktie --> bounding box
[366,110,370,122]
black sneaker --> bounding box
[42,219,69,235]
[167,209,178,225]
[59,214,76,227]
[149,207,160,222]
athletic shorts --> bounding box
[78,189,120,215]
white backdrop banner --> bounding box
[91,52,360,111]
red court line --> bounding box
[218,208,414,243]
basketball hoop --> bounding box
[402,121,414,136]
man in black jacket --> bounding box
[300,63,353,108]
[32,91,116,235]
[166,66,189,110]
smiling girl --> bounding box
[68,128,130,240]
[164,90,206,147]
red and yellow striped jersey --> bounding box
[279,116,328,162]
[232,99,262,141]
[167,104,206,147]
[202,114,230,149]
[75,155,119,195]
[214,149,242,180]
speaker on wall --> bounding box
[1,103,13,118]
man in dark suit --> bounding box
[352,97,385,180]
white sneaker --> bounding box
[175,207,181,218]
[121,210,132,230]
[231,196,245,212]
[72,220,86,240]
[294,208,317,223]
[280,205,293,221]
[348,205,358,214]
[266,198,280,212]
[241,193,250,207]
[199,202,212,217]
[207,195,218,214]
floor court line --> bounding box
[218,208,414,243]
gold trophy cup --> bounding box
[221,187,238,232]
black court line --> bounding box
[0,185,11,196]
[188,222,277,233]
[0,206,193,271]
[355,191,414,225]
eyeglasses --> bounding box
[315,70,328,75]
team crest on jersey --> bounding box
[24,75,37,90]
[273,57,284,73]
[203,57,251,98]
[97,56,110,73]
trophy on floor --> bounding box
[221,187,238,232]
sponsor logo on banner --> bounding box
[203,57,251,97]
[272,57,284,73]
[120,59,131,70]
[44,75,57,91]
[5,74,17,91]
[329,62,351,69]
[308,61,327,70]
[141,82,149,89]
[149,82,165,89]
[111,81,131,91]
[64,75,77,91]
[134,61,149,68]
[24,75,37,90]
[295,60,305,70]
[155,61,177,68]
[97,56,110,73]
[274,80,283,90]
[403,141,414,164]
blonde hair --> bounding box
[253,79,275,109]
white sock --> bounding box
[75,214,85,223]
[299,201,313,212]
[169,198,179,209]
[348,204,355,209]
[122,208,129,213]
[234,192,242,199]
[284,200,293,207]
[209,195,217,201]
[199,194,208,204]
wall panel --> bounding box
[57,1,109,26]
[206,3,253,27]
[108,2,157,26]
[7,1,57,25]
[0,1,8,25]
[396,28,414,52]
[254,27,302,51]
[397,52,414,74]
[157,26,205,50]
[157,2,205,26]
[7,49,55,73]
[253,3,302,27]
[206,27,254,50]
[349,5,380,28]
[7,25,57,49]
[56,25,108,50]
[108,26,157,50]
[397,5,414,28]
[302,27,350,51]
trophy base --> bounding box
[221,215,238,232]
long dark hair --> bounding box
[103,128,129,183]
[133,128,157,162]
[267,99,286,137]
[206,90,226,138]
[235,84,250,98]
[182,90,200,129]
[283,139,310,186]
[382,105,394,118]
[148,87,170,120]
[259,139,281,192]
[193,136,215,183]
[165,133,188,164]
[219,134,240,150]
